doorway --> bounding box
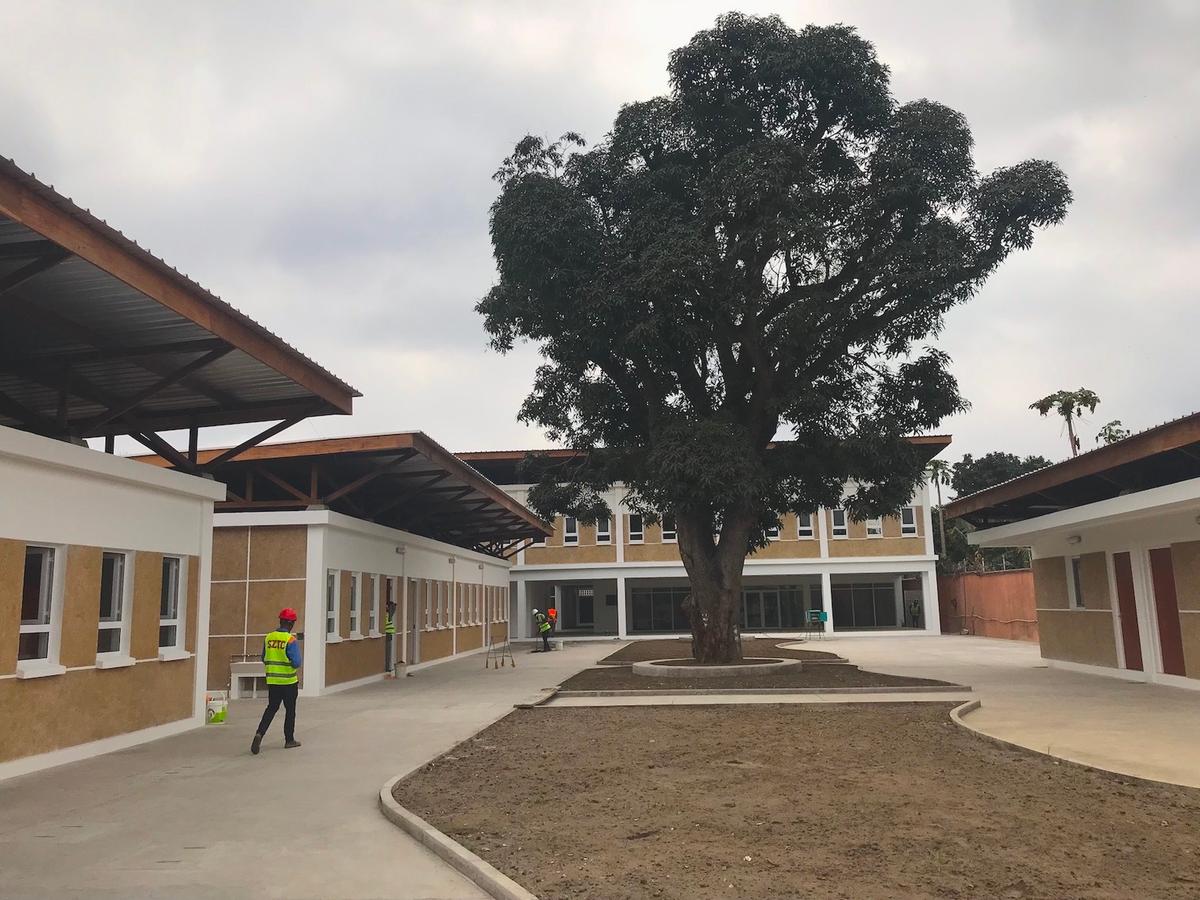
[1148,547,1186,677]
[1111,552,1143,672]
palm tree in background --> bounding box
[927,459,952,559]
[1030,388,1100,457]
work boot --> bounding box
[284,739,302,749]
[251,733,264,755]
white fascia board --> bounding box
[969,475,1200,548]
[512,556,936,583]
[0,425,226,502]
[213,509,513,569]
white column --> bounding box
[921,566,939,634]
[821,570,834,635]
[302,524,327,696]
[516,579,529,640]
[615,490,626,564]
[818,507,830,559]
[616,576,628,638]
[894,575,905,627]
[192,503,215,722]
[922,482,936,558]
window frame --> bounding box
[366,573,379,636]
[325,569,341,642]
[628,514,644,544]
[831,508,849,539]
[766,520,781,541]
[563,516,579,546]
[18,544,65,675]
[865,517,884,538]
[158,555,187,655]
[797,512,815,539]
[596,516,611,545]
[96,550,133,665]
[900,506,918,536]
[661,514,677,544]
[348,572,362,637]
[1068,556,1086,609]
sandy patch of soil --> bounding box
[395,705,1200,900]
[599,637,840,664]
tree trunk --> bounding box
[1066,412,1078,457]
[934,477,947,560]
[676,511,750,664]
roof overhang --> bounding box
[133,431,551,558]
[0,156,358,466]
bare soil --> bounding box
[599,637,840,664]
[395,705,1200,900]
[560,664,955,692]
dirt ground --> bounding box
[598,637,840,664]
[559,663,955,691]
[395,705,1200,900]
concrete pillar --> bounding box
[821,570,834,635]
[516,579,529,640]
[894,575,904,628]
[616,576,628,638]
[921,567,938,634]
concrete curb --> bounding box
[948,699,1186,790]
[632,657,802,678]
[557,684,969,697]
[379,774,538,900]
[514,687,560,709]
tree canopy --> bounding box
[950,451,1052,498]
[478,13,1071,660]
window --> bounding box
[766,521,781,540]
[325,570,338,637]
[159,556,184,650]
[97,551,129,656]
[900,506,918,536]
[366,574,378,634]
[628,514,644,544]
[348,573,360,636]
[596,516,611,544]
[866,517,883,537]
[831,509,848,538]
[440,582,449,628]
[563,516,579,545]
[661,515,677,543]
[423,580,432,629]
[19,546,57,662]
[1069,557,1086,609]
[798,512,814,539]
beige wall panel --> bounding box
[0,659,195,764]
[1038,610,1118,667]
[60,545,101,668]
[1172,541,1200,612]
[456,626,483,653]
[1079,552,1112,610]
[248,581,307,634]
[186,556,199,654]
[131,551,163,660]
[750,539,821,560]
[209,582,248,637]
[248,526,307,580]
[827,537,926,558]
[325,635,385,685]
[1179,613,1200,680]
[1033,557,1069,610]
[339,571,352,638]
[524,545,618,565]
[419,627,455,662]
[625,543,682,563]
[488,622,509,645]
[0,538,24,675]
[211,527,249,582]
[544,517,563,547]
[208,635,248,690]
[578,523,596,545]
[643,522,664,544]
[882,516,902,539]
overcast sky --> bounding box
[4,1,1197,470]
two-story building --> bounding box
[459,436,950,641]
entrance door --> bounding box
[1148,548,1186,677]
[1111,552,1143,672]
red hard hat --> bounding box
[279,607,298,622]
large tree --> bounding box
[950,451,1052,498]
[479,13,1071,662]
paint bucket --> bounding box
[205,691,229,724]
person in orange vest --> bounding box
[547,606,558,635]
[251,607,302,754]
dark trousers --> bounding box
[540,630,550,651]
[385,633,394,672]
[256,682,297,741]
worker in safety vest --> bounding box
[384,598,398,677]
[532,608,551,652]
[251,607,302,754]
[547,607,558,634]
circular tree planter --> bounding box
[631,657,802,678]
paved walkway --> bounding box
[0,643,609,900]
[789,635,1200,787]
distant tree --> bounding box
[1096,420,1130,445]
[1030,388,1099,457]
[951,451,1052,498]
[479,13,1071,662]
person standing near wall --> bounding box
[251,608,302,754]
[384,597,398,678]
[532,608,551,652]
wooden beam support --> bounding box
[370,472,451,520]
[0,337,228,373]
[253,466,314,503]
[80,346,232,432]
[0,247,70,298]
[323,449,418,503]
[129,429,198,474]
[200,416,307,469]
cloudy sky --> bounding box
[4,1,1197,472]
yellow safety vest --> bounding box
[384,611,396,635]
[263,630,299,686]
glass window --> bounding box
[831,509,848,538]
[1070,557,1085,609]
[366,575,377,634]
[97,552,128,655]
[766,521,780,540]
[661,515,677,543]
[901,506,918,536]
[563,517,578,545]
[628,514,644,543]
[349,573,360,635]
[326,570,338,636]
[798,512,814,538]
[19,546,56,661]
[596,517,611,544]
[159,556,183,649]
[866,517,883,537]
